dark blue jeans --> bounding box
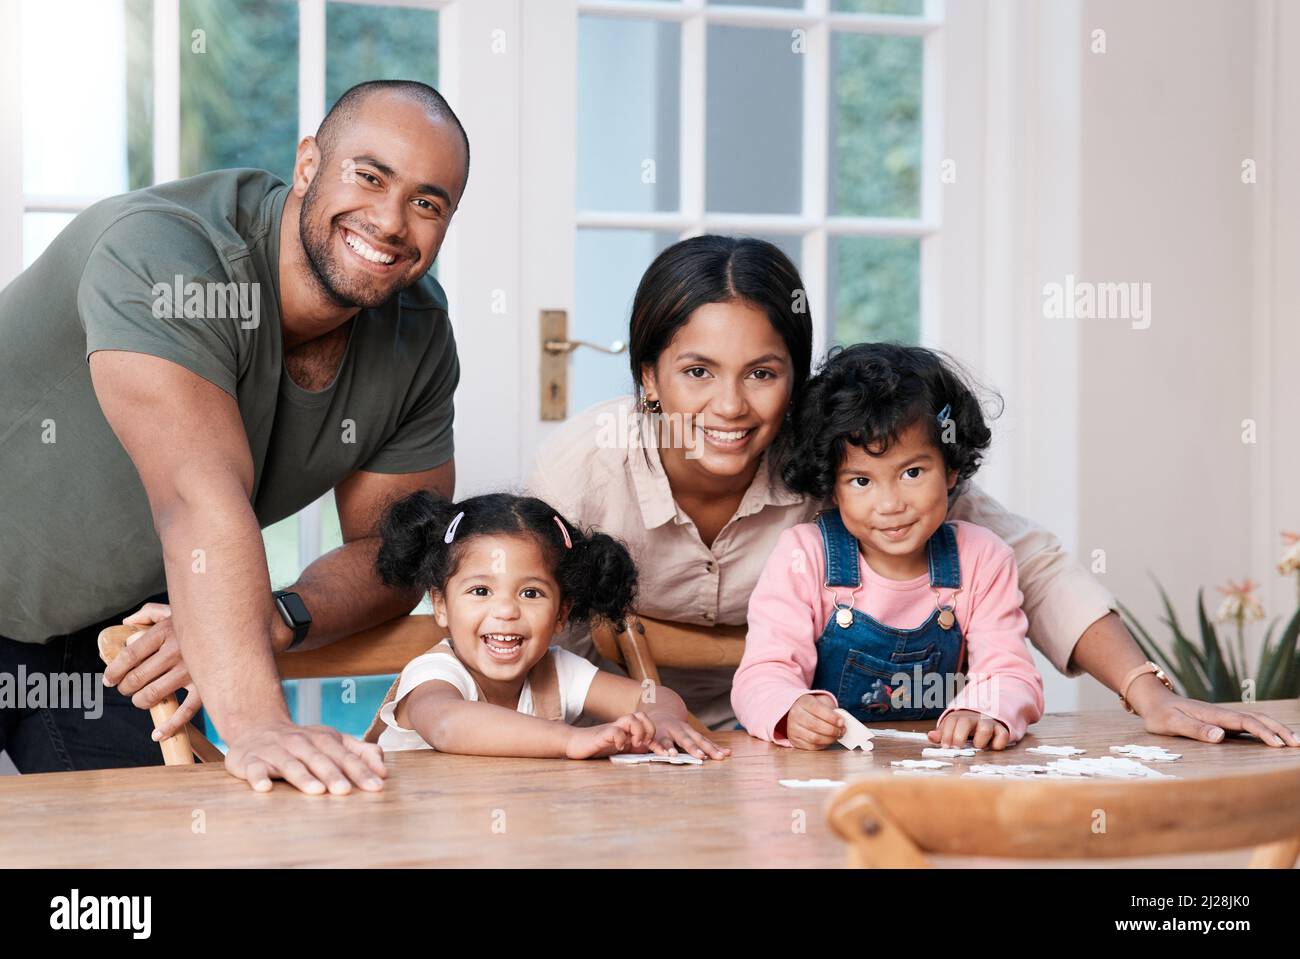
[0,592,204,773]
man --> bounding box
[0,80,467,794]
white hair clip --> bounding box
[444,511,465,544]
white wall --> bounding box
[953,0,1297,711]
[1072,0,1290,708]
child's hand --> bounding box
[928,709,1011,750]
[783,693,845,750]
[650,717,732,761]
[564,712,657,759]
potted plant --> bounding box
[1118,533,1300,702]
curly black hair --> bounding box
[780,343,1001,501]
[374,491,638,626]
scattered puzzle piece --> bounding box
[779,778,847,789]
[1054,756,1174,778]
[922,746,977,758]
[609,753,704,765]
[894,768,947,777]
[835,708,876,752]
[1110,744,1181,762]
[1027,745,1086,756]
[868,728,932,742]
[891,759,951,769]
[969,763,1052,775]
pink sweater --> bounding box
[732,519,1044,745]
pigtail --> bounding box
[557,525,638,626]
[374,490,462,592]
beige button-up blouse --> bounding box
[525,397,1115,730]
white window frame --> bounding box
[572,0,945,368]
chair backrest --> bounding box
[825,767,1300,867]
[589,614,745,733]
[590,614,745,674]
[98,614,449,765]
[273,614,447,679]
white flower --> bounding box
[1278,532,1300,575]
[1215,580,1265,625]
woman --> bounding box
[527,235,1298,746]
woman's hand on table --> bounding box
[928,709,1012,750]
[102,602,203,740]
[1128,680,1300,747]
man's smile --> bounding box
[339,225,403,271]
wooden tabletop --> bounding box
[2,700,1297,868]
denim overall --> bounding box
[810,509,967,723]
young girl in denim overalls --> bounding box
[732,344,1044,751]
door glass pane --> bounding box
[574,229,679,414]
[578,17,681,213]
[21,0,135,197]
[833,0,925,14]
[326,2,439,104]
[706,26,802,214]
[22,213,77,269]
[829,236,919,345]
[126,0,155,190]
[830,32,922,218]
[262,513,301,590]
[320,676,398,738]
[179,0,299,182]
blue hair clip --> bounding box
[936,403,952,425]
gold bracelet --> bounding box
[1118,661,1173,714]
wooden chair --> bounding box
[825,769,1300,868]
[97,614,448,765]
[590,614,746,734]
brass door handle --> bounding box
[543,337,627,355]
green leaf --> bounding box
[1117,599,1177,678]
[1152,581,1210,700]
[1266,605,1300,699]
[1254,618,1280,696]
[1155,579,1207,675]
[1196,589,1234,701]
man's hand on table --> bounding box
[224,720,388,795]
[106,601,390,793]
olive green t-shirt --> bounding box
[0,168,459,643]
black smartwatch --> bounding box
[272,590,312,650]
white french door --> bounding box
[497,0,952,484]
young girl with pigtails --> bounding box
[366,491,730,761]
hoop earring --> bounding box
[644,398,662,414]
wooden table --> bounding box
[2,701,1297,868]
